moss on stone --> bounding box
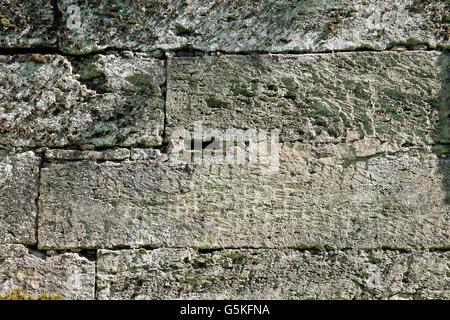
[231,86,255,97]
[281,77,295,89]
[0,289,63,300]
[284,90,297,100]
[267,83,278,91]
[225,252,245,265]
[206,96,229,108]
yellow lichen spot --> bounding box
[0,289,63,300]
[0,289,34,300]
[0,15,16,28]
[37,293,63,300]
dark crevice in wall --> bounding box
[166,42,448,57]
[16,243,450,253]
[195,248,224,254]
[0,46,447,59]
[26,245,48,260]
[94,254,98,300]
[0,143,437,165]
[376,246,412,253]
[76,249,97,263]
[47,159,131,164]
[51,0,62,50]
[34,156,44,246]
[156,59,171,155]
[63,47,166,59]
[429,247,450,252]
[0,145,164,153]
[0,47,60,55]
[68,57,109,93]
[99,245,159,251]
[290,245,349,252]
[0,46,165,59]
[182,139,249,151]
[23,243,98,261]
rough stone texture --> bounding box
[57,0,449,54]
[38,147,449,250]
[45,148,131,161]
[38,158,191,249]
[130,148,163,161]
[436,53,450,145]
[0,151,40,245]
[167,51,444,145]
[0,0,448,300]
[0,53,165,148]
[96,248,449,300]
[0,244,95,299]
[0,0,56,48]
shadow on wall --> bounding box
[435,52,449,205]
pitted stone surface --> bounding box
[437,53,450,145]
[38,158,192,249]
[96,248,449,300]
[167,51,443,144]
[0,0,448,300]
[57,0,449,54]
[0,244,95,299]
[0,53,165,148]
[38,147,449,250]
[0,0,56,48]
[45,148,131,161]
[0,151,40,245]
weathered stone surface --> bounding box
[0,53,165,148]
[130,148,163,161]
[45,148,130,161]
[0,151,40,245]
[0,0,56,48]
[38,157,191,249]
[96,248,449,300]
[169,148,449,249]
[167,51,444,145]
[0,0,447,302]
[0,244,95,299]
[58,0,449,54]
[436,53,450,145]
[38,146,449,249]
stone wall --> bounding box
[0,0,448,300]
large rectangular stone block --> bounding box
[0,244,95,299]
[0,0,56,48]
[96,248,449,300]
[38,146,449,250]
[0,151,40,244]
[57,0,449,54]
[0,53,165,148]
[167,51,445,145]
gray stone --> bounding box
[96,248,449,300]
[0,0,56,48]
[45,148,130,161]
[38,147,449,250]
[57,0,449,54]
[0,244,95,299]
[0,151,40,245]
[167,51,444,145]
[436,53,450,144]
[0,53,165,148]
[130,148,163,160]
[38,157,192,249]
